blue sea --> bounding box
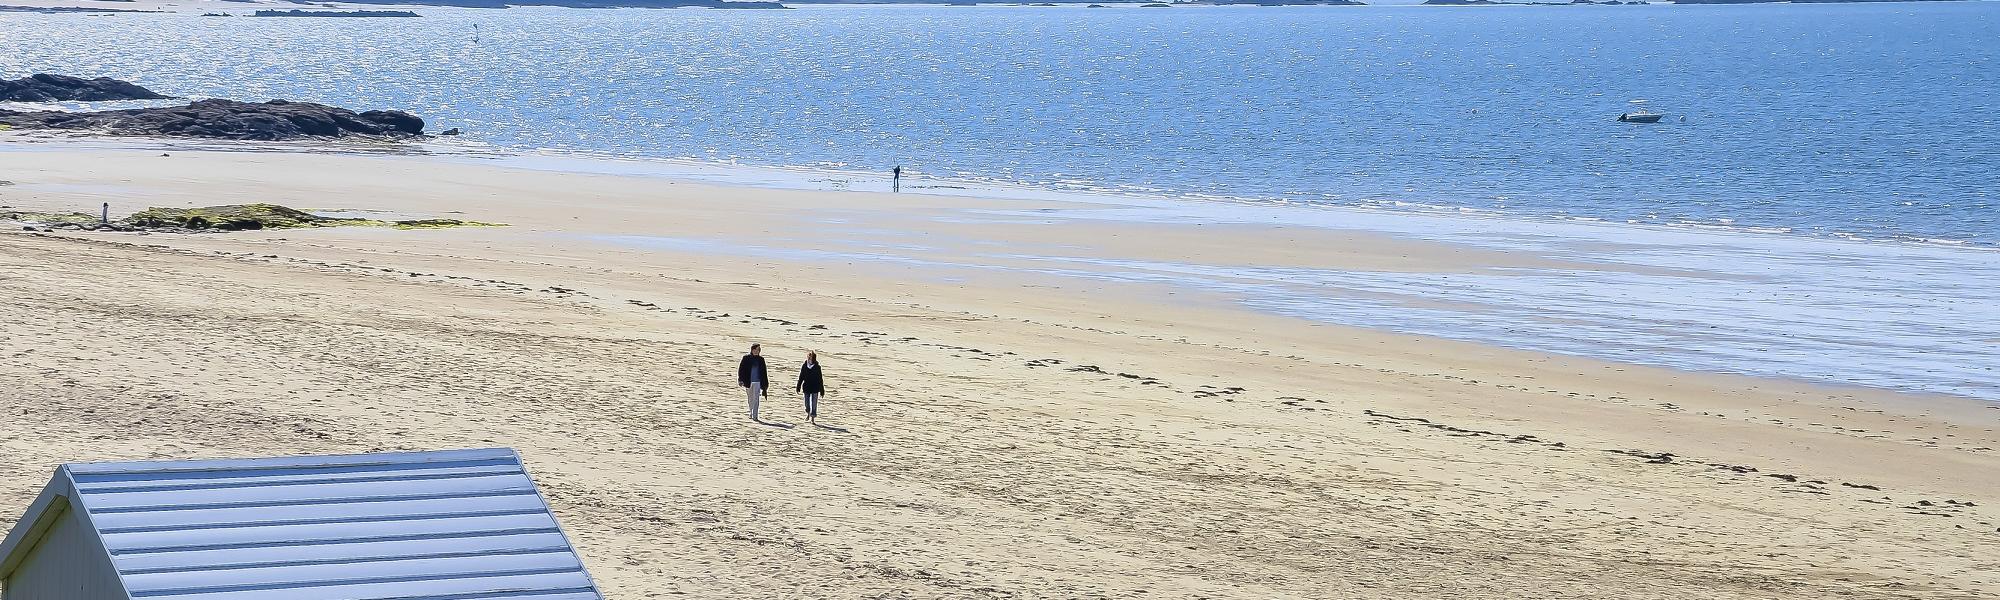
[5,3,1996,245]
[4,3,1998,399]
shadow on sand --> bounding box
[748,417,847,433]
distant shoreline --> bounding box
[8,132,1994,402]
[0,4,162,13]
[249,9,422,16]
[2,0,1990,12]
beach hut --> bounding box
[0,448,601,600]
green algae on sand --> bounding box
[124,204,373,230]
[389,218,507,230]
[118,203,505,231]
[2,210,100,225]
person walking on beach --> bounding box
[796,351,825,423]
[738,344,769,422]
[892,165,902,193]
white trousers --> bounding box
[747,383,763,419]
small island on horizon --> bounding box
[0,4,163,13]
[253,8,422,16]
[297,0,788,8]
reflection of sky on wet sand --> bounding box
[593,198,2000,402]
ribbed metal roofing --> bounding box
[12,448,602,600]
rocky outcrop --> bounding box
[0,74,172,102]
[6,204,501,233]
[123,204,340,231]
[0,99,426,140]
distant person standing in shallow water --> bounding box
[796,351,825,423]
[892,165,902,193]
[738,344,768,422]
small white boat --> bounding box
[1618,99,1664,123]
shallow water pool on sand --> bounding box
[594,197,2000,402]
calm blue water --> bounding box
[3,3,1996,246]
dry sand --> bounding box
[1,145,1997,598]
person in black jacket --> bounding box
[738,344,768,422]
[796,351,825,423]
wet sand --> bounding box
[1,146,1996,598]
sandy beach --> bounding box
[2,143,1997,598]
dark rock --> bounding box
[0,73,173,102]
[0,98,426,141]
[440,127,462,136]
[358,110,424,135]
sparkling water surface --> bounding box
[3,3,1996,245]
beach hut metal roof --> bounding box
[0,448,602,600]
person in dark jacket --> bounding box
[796,351,825,423]
[738,344,768,422]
